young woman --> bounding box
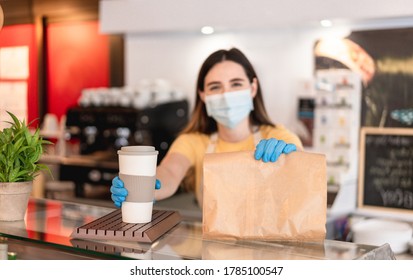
[111,48,303,207]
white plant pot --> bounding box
[0,182,33,221]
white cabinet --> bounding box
[313,69,362,217]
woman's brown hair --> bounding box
[181,48,275,135]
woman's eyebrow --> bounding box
[230,78,247,83]
[206,77,246,87]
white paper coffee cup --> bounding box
[118,146,158,223]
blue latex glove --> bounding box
[254,138,297,163]
[110,176,161,208]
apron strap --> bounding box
[206,132,218,154]
[252,127,262,145]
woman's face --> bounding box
[199,60,257,99]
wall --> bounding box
[0,0,118,124]
[3,1,412,133]
[101,0,413,137]
[125,29,322,132]
[47,20,109,119]
[123,19,413,136]
[0,24,38,125]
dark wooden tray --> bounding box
[71,209,181,243]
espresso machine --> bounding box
[60,100,189,197]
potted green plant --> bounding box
[0,111,51,221]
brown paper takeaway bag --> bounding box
[202,151,327,241]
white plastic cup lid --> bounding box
[117,146,158,156]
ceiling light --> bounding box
[320,20,333,27]
[201,26,214,35]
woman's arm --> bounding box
[155,152,191,201]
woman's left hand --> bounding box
[254,138,297,163]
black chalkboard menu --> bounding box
[358,127,413,214]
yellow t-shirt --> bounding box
[167,124,303,206]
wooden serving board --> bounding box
[71,209,181,243]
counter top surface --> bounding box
[0,198,395,260]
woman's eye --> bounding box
[231,82,244,88]
[208,85,221,92]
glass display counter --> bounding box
[0,198,395,260]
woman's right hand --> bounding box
[254,138,297,163]
[110,176,162,208]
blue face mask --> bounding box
[205,89,254,128]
